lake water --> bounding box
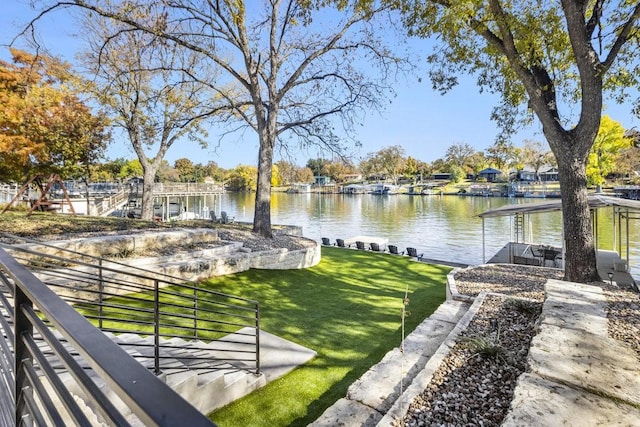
[202,192,639,277]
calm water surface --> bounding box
[209,192,639,277]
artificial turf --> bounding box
[207,246,449,427]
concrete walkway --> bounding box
[502,280,640,426]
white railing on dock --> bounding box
[149,182,224,195]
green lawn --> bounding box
[207,247,449,427]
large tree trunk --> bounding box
[140,165,158,221]
[253,131,274,238]
[553,138,600,283]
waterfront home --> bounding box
[287,183,312,193]
[477,168,502,182]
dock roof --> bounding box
[478,195,640,218]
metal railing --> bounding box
[0,233,262,426]
[0,247,216,426]
[93,189,130,217]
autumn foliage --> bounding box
[0,49,109,182]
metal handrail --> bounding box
[0,247,215,426]
[0,233,261,376]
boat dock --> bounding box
[488,242,637,288]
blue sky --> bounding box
[2,1,639,170]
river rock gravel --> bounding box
[394,264,639,427]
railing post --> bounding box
[193,283,198,339]
[153,279,161,375]
[14,287,32,424]
[98,259,104,330]
[255,303,260,375]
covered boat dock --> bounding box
[479,195,640,289]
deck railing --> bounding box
[0,233,262,425]
[0,247,216,426]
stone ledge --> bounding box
[526,280,640,407]
[502,373,640,427]
[376,295,485,426]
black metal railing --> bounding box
[0,234,261,377]
[0,247,216,426]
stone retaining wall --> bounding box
[14,227,320,287]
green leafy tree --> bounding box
[202,161,226,183]
[117,160,143,180]
[448,165,465,184]
[586,116,632,189]
[444,143,475,171]
[102,158,129,182]
[468,152,490,178]
[306,158,331,178]
[226,165,258,192]
[398,0,640,283]
[174,158,196,182]
[486,140,520,171]
[403,156,418,178]
[377,145,407,184]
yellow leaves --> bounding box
[226,0,246,27]
[0,48,109,181]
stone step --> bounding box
[502,280,640,426]
[309,299,471,426]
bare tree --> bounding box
[28,1,406,236]
[522,140,553,181]
[81,18,214,220]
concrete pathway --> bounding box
[502,280,640,426]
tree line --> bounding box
[93,115,639,191]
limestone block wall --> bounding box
[14,228,220,259]
[249,245,321,270]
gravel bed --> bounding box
[394,264,639,426]
[395,295,542,427]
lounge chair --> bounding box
[220,211,235,224]
[336,239,348,248]
[321,237,332,246]
[355,241,366,250]
[388,245,404,255]
[369,242,382,252]
[406,247,424,261]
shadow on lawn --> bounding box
[208,247,450,426]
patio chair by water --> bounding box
[369,242,382,252]
[220,211,235,224]
[321,237,332,246]
[388,245,404,255]
[336,239,348,248]
[406,247,424,261]
[356,241,366,250]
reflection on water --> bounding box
[213,192,638,276]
